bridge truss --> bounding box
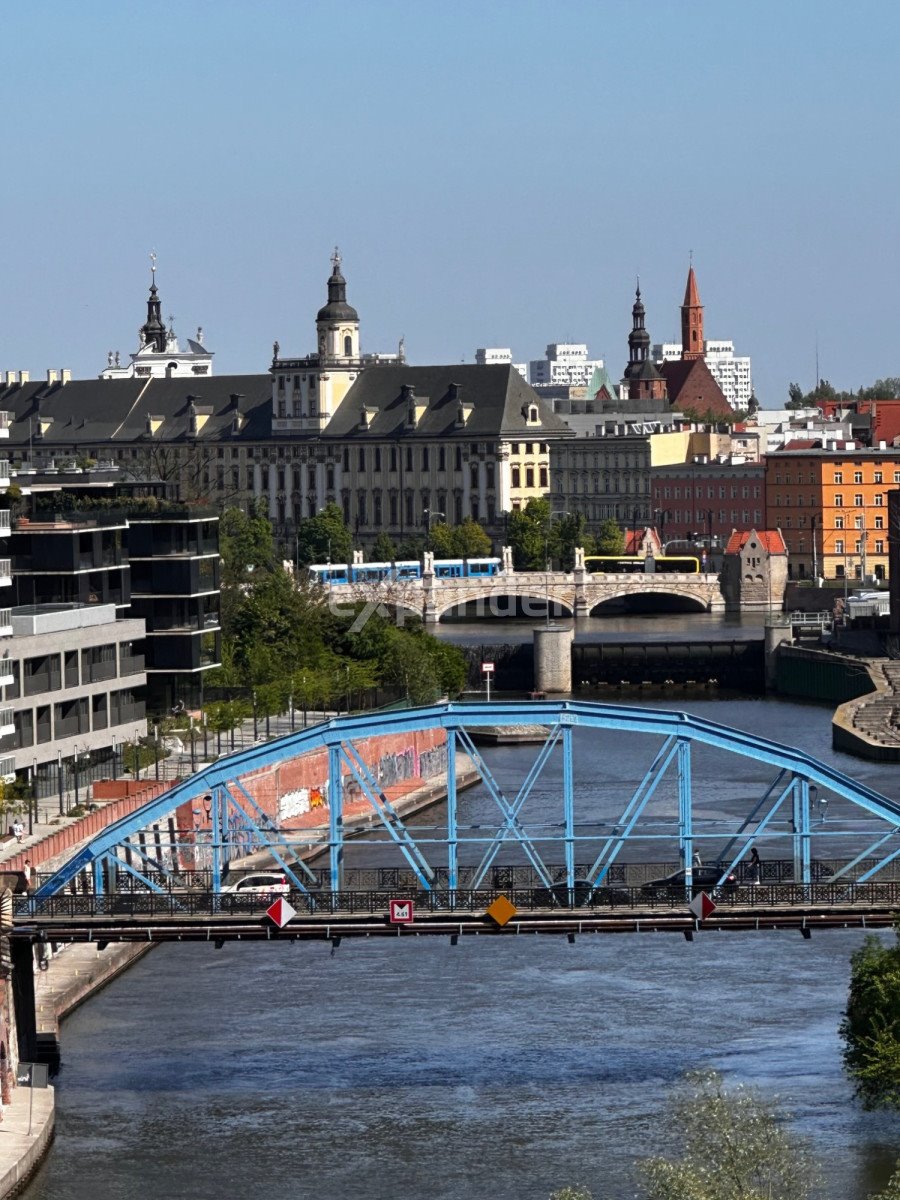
[30,701,900,906]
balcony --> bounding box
[0,461,9,488]
[0,609,11,637]
[0,559,10,586]
[120,655,146,676]
[0,708,13,736]
[0,511,9,536]
[0,656,13,686]
[0,412,10,439]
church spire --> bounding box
[681,262,704,361]
[140,250,167,352]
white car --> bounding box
[220,872,289,896]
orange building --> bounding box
[765,446,900,582]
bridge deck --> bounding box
[13,884,900,941]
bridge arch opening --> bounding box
[589,591,708,616]
[439,594,575,622]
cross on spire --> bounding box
[331,245,342,272]
[150,249,157,281]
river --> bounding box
[21,694,900,1200]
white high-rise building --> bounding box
[653,339,752,411]
[474,348,527,378]
[528,343,604,388]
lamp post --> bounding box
[133,732,140,780]
[153,722,160,781]
[73,747,80,811]
[57,749,63,816]
[189,716,196,773]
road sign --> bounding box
[688,891,717,920]
[16,1062,48,1089]
[486,895,517,927]
[482,662,494,673]
[389,899,414,924]
[266,897,297,928]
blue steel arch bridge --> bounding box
[16,701,900,943]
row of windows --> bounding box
[664,510,763,526]
[511,466,548,489]
[828,539,886,555]
[658,485,762,500]
[773,493,887,509]
[773,469,900,485]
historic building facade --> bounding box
[0,254,570,552]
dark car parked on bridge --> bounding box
[641,866,737,900]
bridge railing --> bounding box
[15,880,900,922]
[31,856,893,896]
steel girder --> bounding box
[33,700,900,899]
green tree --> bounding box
[549,1190,593,1200]
[508,497,554,569]
[555,512,596,571]
[427,522,456,558]
[841,926,900,1109]
[871,1162,900,1199]
[450,517,492,557]
[595,518,625,556]
[295,501,353,566]
[220,502,276,591]
[641,1070,818,1200]
[787,382,806,408]
[371,531,397,562]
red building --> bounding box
[650,460,766,550]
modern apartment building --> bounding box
[529,344,604,389]
[6,604,146,795]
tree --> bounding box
[787,382,806,409]
[641,1070,818,1200]
[295,501,353,566]
[371,532,397,562]
[427,518,492,558]
[555,512,596,571]
[549,1190,593,1200]
[508,497,554,569]
[841,926,900,1109]
[595,518,625,556]
[871,1163,900,1200]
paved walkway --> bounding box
[0,1083,54,1198]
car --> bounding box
[532,880,632,908]
[219,872,290,897]
[641,866,737,899]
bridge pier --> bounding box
[533,625,574,693]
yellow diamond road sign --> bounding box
[486,895,518,927]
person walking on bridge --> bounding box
[748,846,761,885]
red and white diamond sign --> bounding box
[688,891,717,921]
[266,896,297,928]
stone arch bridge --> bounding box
[324,567,728,625]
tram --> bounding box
[307,557,503,585]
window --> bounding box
[876,539,885,554]
[405,493,414,525]
[486,463,495,489]
[835,539,844,554]
[422,447,430,471]
[390,493,398,524]
[512,466,521,488]
[834,516,844,529]
[834,494,843,507]
[874,472,883,484]
[854,493,863,507]
[525,468,534,488]
[343,448,349,471]
[343,334,353,356]
[390,446,398,472]
[470,464,479,489]
[540,466,548,488]
[438,446,446,471]
[357,491,367,525]
[373,493,382,525]
[854,471,863,484]
[855,515,864,529]
[406,447,413,472]
[894,472,900,483]
[875,493,884,506]
[358,447,365,471]
[326,465,335,490]
[455,446,463,471]
[875,515,884,529]
[834,471,843,484]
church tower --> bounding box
[316,247,360,364]
[622,285,667,402]
[680,264,704,361]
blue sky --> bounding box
[1,0,898,404]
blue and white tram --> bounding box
[393,560,423,580]
[465,557,502,577]
[350,562,393,582]
[307,563,350,585]
[432,559,465,578]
